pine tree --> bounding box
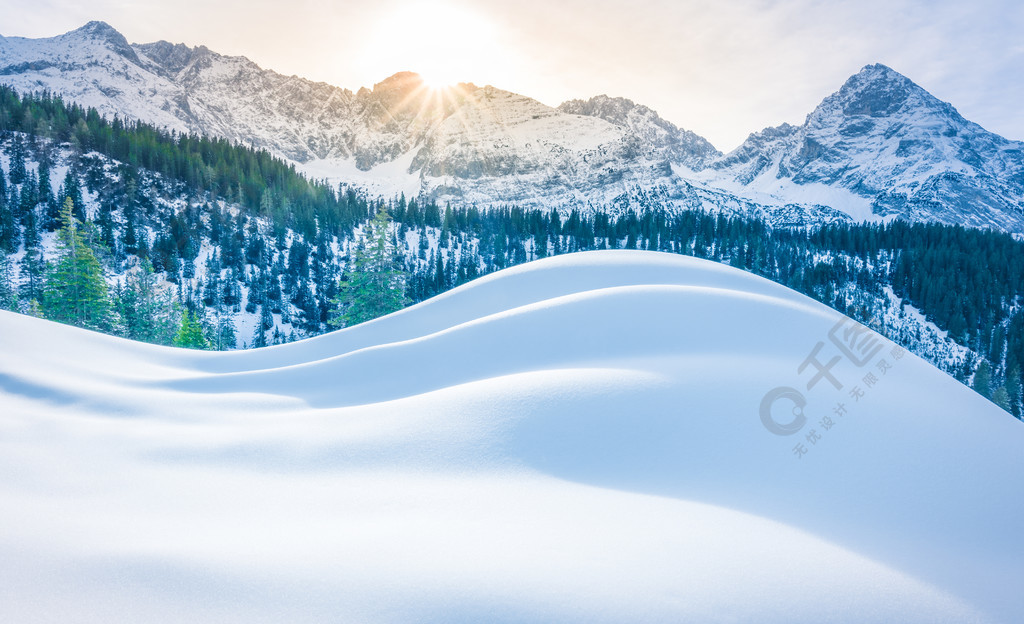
[972,360,992,399]
[116,259,180,344]
[41,197,112,331]
[992,385,1011,413]
[8,135,27,185]
[207,305,237,351]
[19,245,46,305]
[18,170,37,224]
[59,170,86,223]
[1005,367,1021,419]
[0,184,17,253]
[330,208,408,328]
[38,160,58,230]
[174,309,210,349]
[21,198,41,250]
[251,306,270,348]
[0,253,18,311]
[260,297,274,332]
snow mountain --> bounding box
[2,23,1023,231]
[1,250,1022,622]
[711,64,1024,231]
[0,23,714,213]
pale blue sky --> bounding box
[2,0,1021,151]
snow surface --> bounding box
[1,250,1022,623]
[683,162,884,224]
[298,150,423,200]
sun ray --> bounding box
[358,2,514,95]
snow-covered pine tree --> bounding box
[115,259,180,345]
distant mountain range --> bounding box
[2,21,1023,231]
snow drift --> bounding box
[0,250,1021,623]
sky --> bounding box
[1,0,1022,151]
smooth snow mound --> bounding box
[1,250,1021,623]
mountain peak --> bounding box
[374,71,425,92]
[74,20,120,36]
[70,20,126,45]
[66,21,139,63]
[357,72,428,108]
[857,63,905,80]
[847,63,916,92]
[828,63,927,118]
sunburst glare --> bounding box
[359,2,514,89]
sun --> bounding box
[417,67,463,91]
[359,2,515,89]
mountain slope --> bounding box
[1,250,1022,623]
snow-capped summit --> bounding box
[834,63,931,117]
[68,20,140,61]
[713,64,1024,230]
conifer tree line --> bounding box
[0,86,1021,417]
[0,86,365,239]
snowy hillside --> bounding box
[1,251,1021,623]
[5,23,1023,230]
